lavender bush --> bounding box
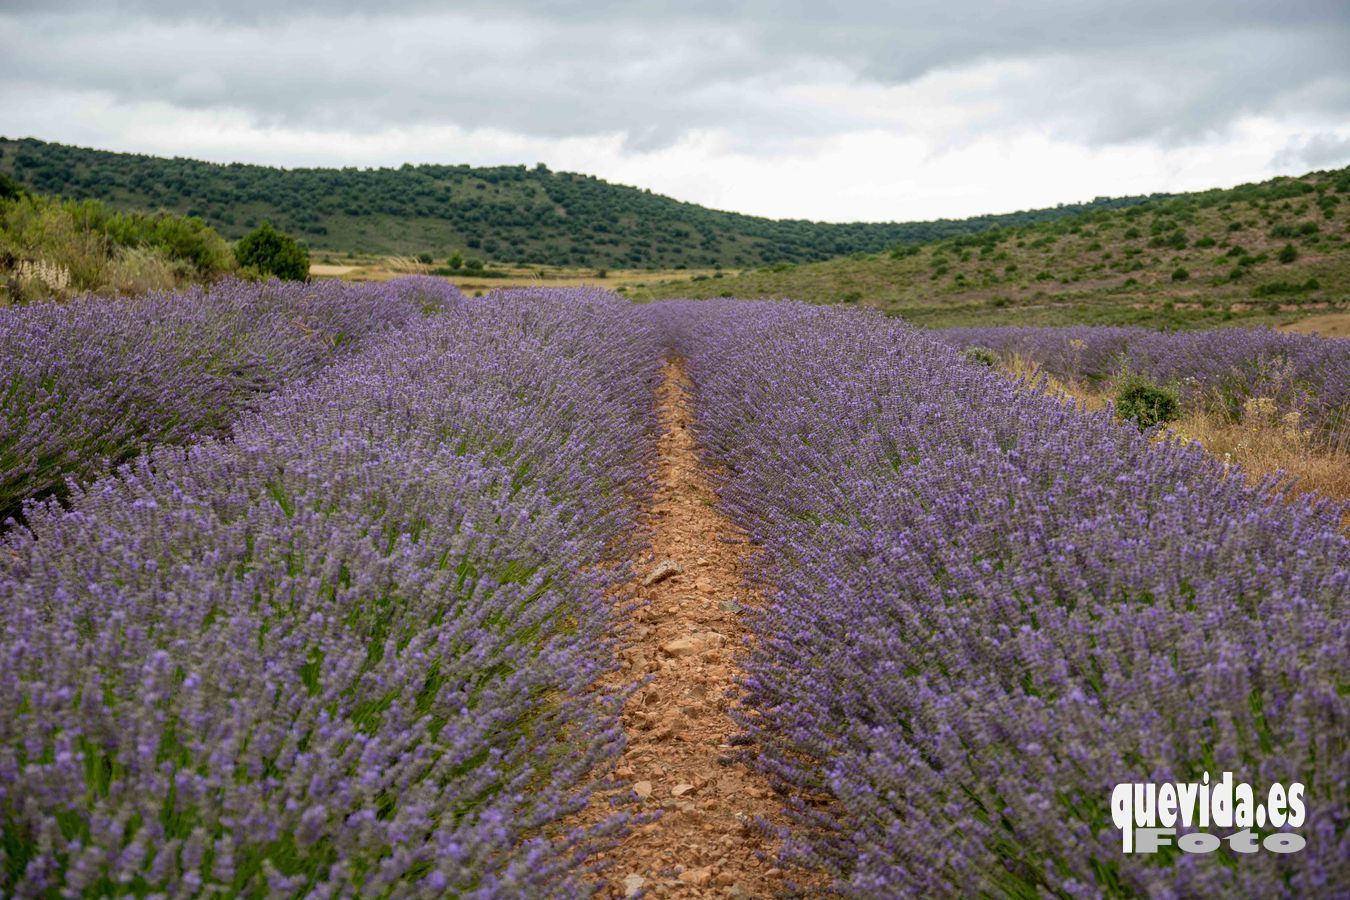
[937,325,1350,442]
[0,276,460,523]
[0,288,661,895]
[647,300,1348,897]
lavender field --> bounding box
[651,301,1347,896]
[938,325,1350,443]
[1,288,1346,896]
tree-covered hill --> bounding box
[0,137,1158,269]
[639,165,1350,330]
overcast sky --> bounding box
[2,1,1349,221]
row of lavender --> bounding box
[0,289,661,895]
[648,301,1348,897]
[937,324,1349,440]
[0,276,457,524]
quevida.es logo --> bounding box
[1111,772,1305,855]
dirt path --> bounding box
[582,357,789,898]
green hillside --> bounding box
[0,137,1157,269]
[639,166,1350,329]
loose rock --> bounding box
[678,867,713,886]
[661,637,700,658]
[642,559,682,586]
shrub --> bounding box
[963,346,998,366]
[235,222,310,280]
[1171,266,1189,281]
[1114,374,1180,428]
[447,252,463,270]
[1278,242,1298,264]
[416,252,433,264]
[0,172,26,202]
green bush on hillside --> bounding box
[0,172,25,202]
[235,222,309,281]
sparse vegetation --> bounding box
[640,166,1350,329]
[0,185,235,303]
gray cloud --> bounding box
[1,1,1348,160]
[1274,131,1350,170]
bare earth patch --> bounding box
[1281,311,1350,338]
[578,357,792,898]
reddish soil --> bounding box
[580,357,791,898]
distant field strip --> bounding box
[647,299,1348,896]
[0,288,661,895]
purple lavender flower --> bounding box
[0,287,660,896]
[937,324,1349,443]
[0,276,463,524]
[645,299,1348,898]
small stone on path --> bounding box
[678,867,712,886]
[642,559,682,586]
[661,637,699,658]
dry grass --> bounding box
[309,256,733,295]
[1002,354,1350,503]
[1281,311,1350,338]
[1169,404,1349,501]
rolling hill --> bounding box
[0,137,1156,269]
[638,166,1350,330]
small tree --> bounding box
[447,252,463,270]
[235,222,309,280]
